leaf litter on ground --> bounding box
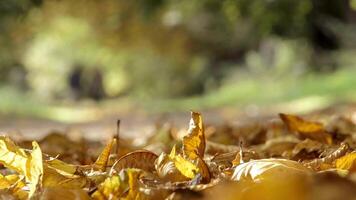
[2,111,356,199]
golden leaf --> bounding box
[0,137,43,198]
[279,113,332,144]
[335,152,356,172]
[45,159,80,177]
[156,145,210,183]
[94,139,116,172]
[92,169,145,200]
[91,175,125,200]
[0,136,29,176]
[42,165,87,189]
[124,168,145,200]
[28,141,43,197]
[155,151,189,182]
[183,112,206,160]
[0,174,27,200]
[113,150,158,172]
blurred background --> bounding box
[1,0,356,134]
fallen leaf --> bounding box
[28,141,43,197]
[113,150,158,172]
[183,112,206,160]
[231,158,311,182]
[91,175,126,200]
[94,139,116,172]
[279,113,333,144]
[335,152,356,172]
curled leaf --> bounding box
[232,158,311,182]
[113,150,158,172]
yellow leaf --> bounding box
[94,139,116,172]
[28,141,43,197]
[45,159,80,177]
[125,168,145,200]
[183,112,206,160]
[335,152,356,172]
[42,165,87,189]
[0,137,43,198]
[92,175,125,200]
[279,113,332,144]
[92,169,145,200]
[0,174,28,200]
[155,152,190,182]
[173,154,199,179]
[0,136,29,176]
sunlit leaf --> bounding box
[91,175,126,200]
[183,112,206,160]
[28,141,43,197]
[279,113,332,144]
[0,174,27,200]
[155,151,189,182]
[0,137,43,198]
[42,165,87,189]
[45,159,80,177]
[94,139,116,172]
[335,152,356,172]
[0,136,29,176]
[231,158,311,182]
[124,168,145,200]
[92,169,145,200]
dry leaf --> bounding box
[28,141,43,197]
[91,175,126,200]
[94,139,116,172]
[279,113,333,144]
[183,112,206,160]
[231,158,311,182]
[0,137,43,198]
[113,150,158,172]
[335,152,356,173]
[92,169,145,200]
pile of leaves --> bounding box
[2,111,356,199]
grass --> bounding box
[1,68,356,122]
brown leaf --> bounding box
[113,150,158,172]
